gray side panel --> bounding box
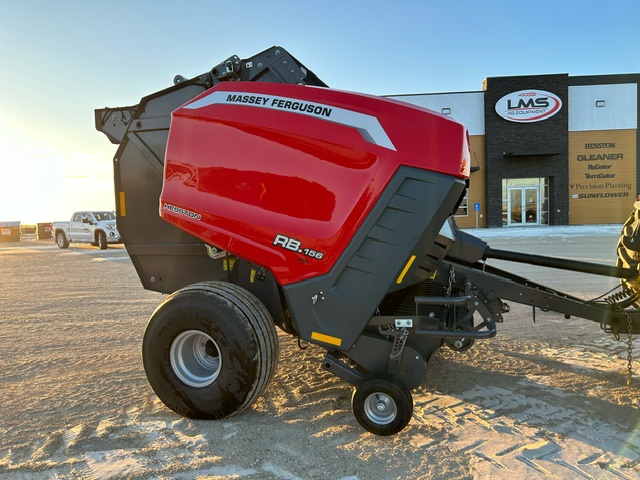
[113,83,222,294]
[283,167,466,350]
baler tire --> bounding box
[352,377,413,436]
[56,231,69,249]
[97,231,108,250]
[142,281,278,420]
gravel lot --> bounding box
[1,227,639,479]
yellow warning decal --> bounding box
[119,192,126,216]
[396,254,416,284]
[311,331,342,347]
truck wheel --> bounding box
[142,281,279,419]
[97,231,108,249]
[352,377,413,436]
[55,231,69,249]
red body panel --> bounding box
[161,82,469,285]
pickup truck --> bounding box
[53,211,121,249]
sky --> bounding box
[0,0,639,224]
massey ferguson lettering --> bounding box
[225,94,333,117]
[225,94,270,105]
[495,89,562,123]
[270,98,332,117]
[185,90,396,151]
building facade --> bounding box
[389,73,639,228]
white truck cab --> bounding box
[53,211,121,249]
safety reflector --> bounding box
[396,255,417,284]
[311,331,342,347]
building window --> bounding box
[455,190,469,217]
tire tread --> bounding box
[144,281,278,418]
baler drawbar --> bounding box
[96,46,640,435]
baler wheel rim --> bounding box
[362,391,398,425]
[352,377,413,436]
[170,330,222,388]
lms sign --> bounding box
[495,89,562,123]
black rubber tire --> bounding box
[444,323,475,352]
[352,377,413,436]
[142,281,279,419]
[97,231,108,250]
[445,308,475,352]
[55,231,69,249]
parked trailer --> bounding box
[96,46,640,435]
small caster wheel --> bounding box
[445,333,474,352]
[351,377,413,436]
[445,323,475,352]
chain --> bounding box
[605,299,635,386]
[447,266,456,297]
[626,313,634,386]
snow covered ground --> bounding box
[464,223,624,239]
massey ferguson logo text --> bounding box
[495,89,562,123]
[225,94,333,118]
[184,90,397,151]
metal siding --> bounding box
[569,84,638,131]
[568,129,636,224]
[387,92,485,135]
[483,74,570,227]
[455,135,487,229]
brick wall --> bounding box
[483,74,569,227]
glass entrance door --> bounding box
[508,186,539,226]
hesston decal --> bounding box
[569,139,634,211]
[495,89,562,123]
